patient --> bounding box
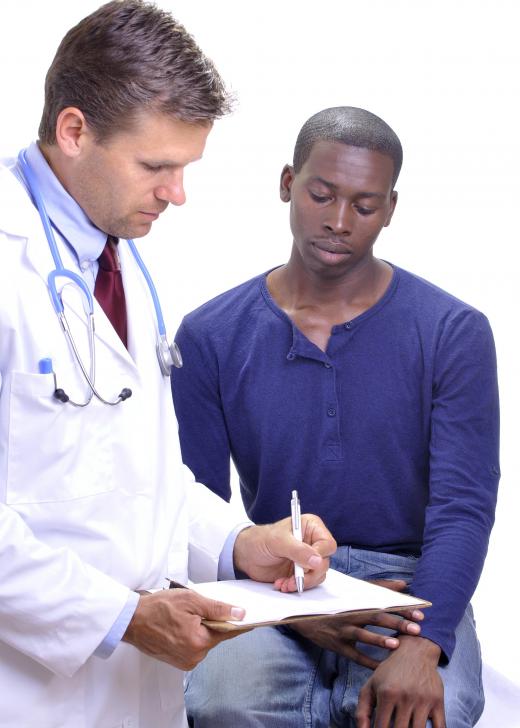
[172,106,500,727]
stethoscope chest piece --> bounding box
[157,336,183,375]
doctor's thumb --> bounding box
[201,597,245,623]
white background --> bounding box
[1,0,519,693]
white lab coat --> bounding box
[0,160,242,728]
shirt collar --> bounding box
[23,141,107,265]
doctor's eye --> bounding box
[142,163,165,173]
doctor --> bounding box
[0,2,336,727]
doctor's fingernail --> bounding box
[412,610,424,620]
[308,555,323,568]
[231,607,245,620]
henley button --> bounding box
[324,362,332,369]
[287,352,296,360]
[344,322,352,330]
[327,407,336,417]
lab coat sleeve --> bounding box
[0,502,132,677]
[186,465,252,583]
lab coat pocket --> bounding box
[6,370,114,503]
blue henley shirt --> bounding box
[171,264,500,659]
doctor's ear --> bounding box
[279,164,295,203]
[54,107,90,158]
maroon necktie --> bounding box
[94,236,128,348]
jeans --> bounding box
[185,547,484,727]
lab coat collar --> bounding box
[0,162,141,371]
[23,142,107,266]
[0,160,47,241]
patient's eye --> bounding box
[309,191,332,203]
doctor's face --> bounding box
[68,112,211,239]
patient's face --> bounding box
[281,141,397,279]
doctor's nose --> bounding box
[155,171,186,207]
[324,201,352,235]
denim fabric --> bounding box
[185,547,484,727]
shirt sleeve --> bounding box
[171,319,233,501]
[94,590,140,659]
[409,309,500,661]
[217,523,254,580]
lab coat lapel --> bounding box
[59,280,137,371]
[0,165,56,280]
[0,167,138,370]
[44,234,137,370]
[118,240,160,375]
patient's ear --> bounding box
[280,164,294,203]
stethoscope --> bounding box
[17,149,182,408]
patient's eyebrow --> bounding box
[309,177,386,200]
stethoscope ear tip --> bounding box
[119,388,133,401]
[54,388,70,403]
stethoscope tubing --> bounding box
[126,239,167,338]
[16,147,180,405]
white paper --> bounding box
[191,568,428,626]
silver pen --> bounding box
[290,490,304,594]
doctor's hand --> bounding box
[232,515,336,591]
[122,589,246,671]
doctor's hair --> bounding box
[38,0,232,145]
[292,107,403,186]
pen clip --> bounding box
[291,490,301,531]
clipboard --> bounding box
[202,601,431,632]
[172,569,431,633]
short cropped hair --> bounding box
[38,0,232,144]
[293,107,403,186]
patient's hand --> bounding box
[290,579,424,669]
[356,635,444,727]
